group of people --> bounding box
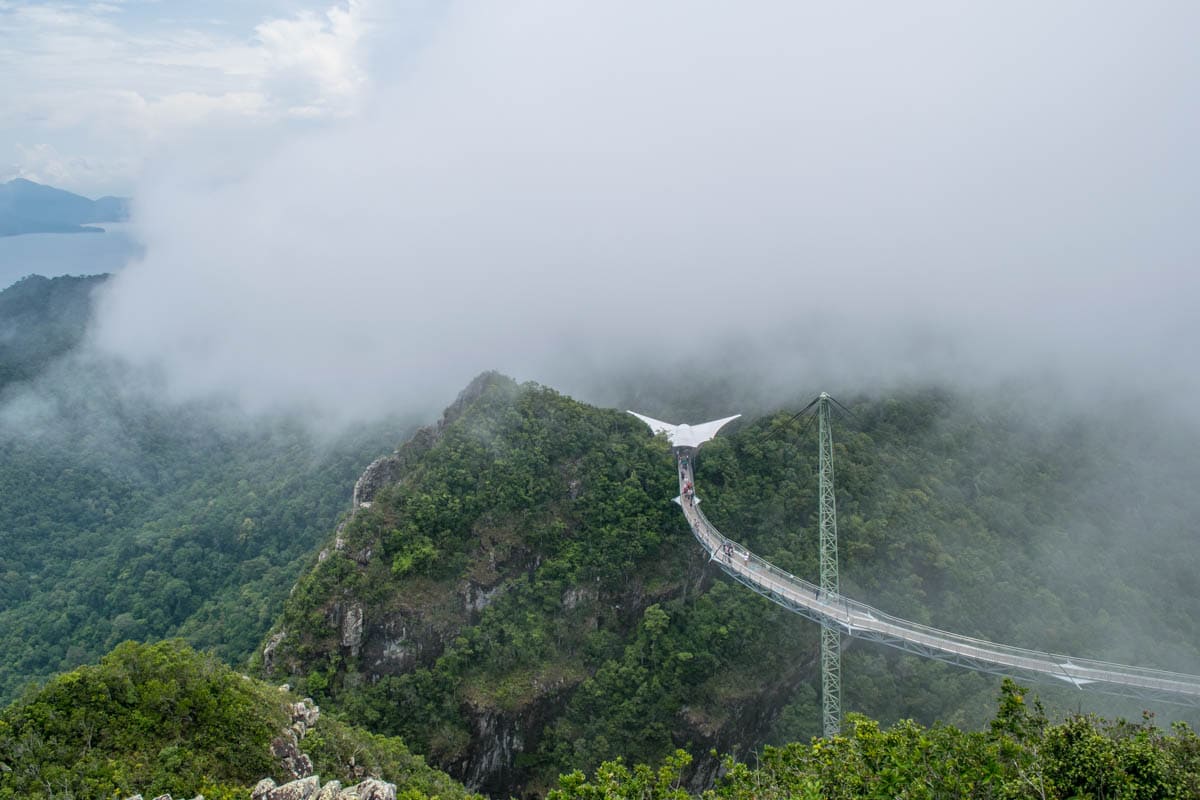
[717,540,750,565]
[679,455,695,503]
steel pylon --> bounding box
[817,392,841,737]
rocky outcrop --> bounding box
[291,697,321,738]
[347,779,396,800]
[266,775,319,800]
[271,696,320,780]
[352,455,405,509]
[251,697,401,800]
[340,603,364,657]
[262,631,287,673]
[314,780,342,800]
[251,777,395,800]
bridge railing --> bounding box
[684,498,1200,693]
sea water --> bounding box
[0,223,142,290]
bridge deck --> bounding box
[674,452,1200,707]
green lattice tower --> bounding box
[817,392,842,737]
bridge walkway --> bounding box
[673,450,1200,707]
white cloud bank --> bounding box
[90,1,1200,424]
[0,0,372,195]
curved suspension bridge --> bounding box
[632,411,1200,709]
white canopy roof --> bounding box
[628,411,741,449]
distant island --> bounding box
[0,178,130,237]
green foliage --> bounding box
[0,274,106,388]
[6,281,1200,798]
[269,379,734,789]
[390,531,439,577]
[554,684,1200,800]
[301,716,480,800]
[0,273,413,702]
[0,639,477,800]
[0,640,282,799]
[0,405,408,703]
[549,750,692,800]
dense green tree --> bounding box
[0,640,477,800]
[0,274,415,701]
[554,682,1200,800]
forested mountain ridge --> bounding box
[3,272,1199,797]
[261,373,841,795]
[259,374,1200,797]
[0,274,416,702]
[0,273,107,388]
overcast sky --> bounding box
[0,0,434,196]
[4,1,1199,425]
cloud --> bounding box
[0,1,372,193]
[4,143,136,196]
[89,1,1200,426]
[254,0,369,117]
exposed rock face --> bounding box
[262,631,287,673]
[456,682,580,798]
[313,780,342,800]
[349,779,396,800]
[255,777,395,800]
[462,709,523,791]
[291,698,320,738]
[462,582,502,614]
[271,733,314,781]
[266,775,319,800]
[352,455,405,509]
[271,696,320,780]
[341,604,364,657]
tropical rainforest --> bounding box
[0,274,414,702]
[2,272,1200,799]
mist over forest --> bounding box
[70,1,1198,429]
[2,2,1199,798]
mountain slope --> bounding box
[0,273,107,389]
[261,374,816,795]
[0,639,476,800]
[261,376,1200,797]
[0,274,416,703]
